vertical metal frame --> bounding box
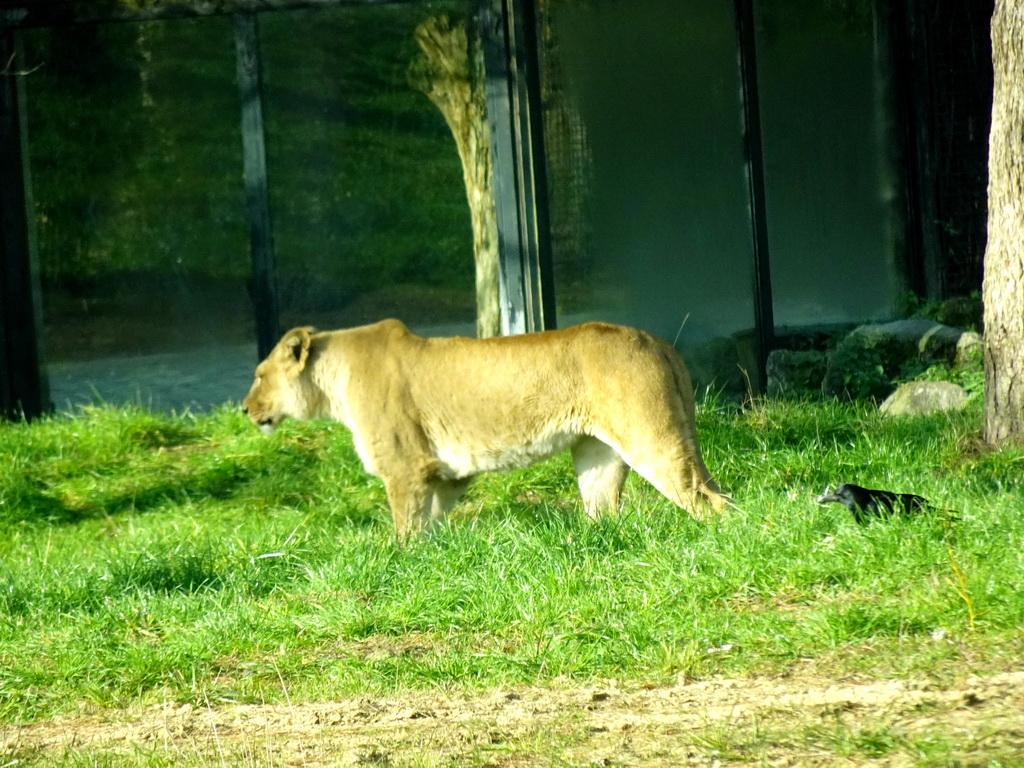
[734,0,774,390]
[235,11,280,359]
[0,28,47,418]
[505,0,555,331]
[477,0,555,334]
[895,0,941,299]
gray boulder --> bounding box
[956,331,984,366]
[880,380,969,416]
[823,319,968,400]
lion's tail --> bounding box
[657,338,730,514]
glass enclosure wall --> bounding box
[259,1,474,338]
[537,0,759,393]
[18,1,474,413]
[11,0,909,412]
[536,0,906,392]
[753,0,904,328]
[22,18,253,411]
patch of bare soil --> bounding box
[3,670,1023,767]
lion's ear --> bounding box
[280,327,315,372]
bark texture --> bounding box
[409,16,500,339]
[983,0,1024,445]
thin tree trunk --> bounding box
[410,15,500,339]
[983,0,1024,446]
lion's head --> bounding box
[242,327,317,435]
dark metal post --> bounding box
[234,11,280,359]
[0,28,47,418]
[505,0,555,331]
[896,0,941,299]
[734,0,774,392]
[478,0,528,334]
[477,0,554,334]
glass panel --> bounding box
[754,0,904,328]
[537,0,758,394]
[259,1,474,338]
[22,18,252,412]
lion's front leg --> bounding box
[382,476,432,542]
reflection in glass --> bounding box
[754,0,904,327]
[22,18,253,411]
[259,2,475,338]
[537,0,758,393]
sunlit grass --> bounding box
[0,397,1022,728]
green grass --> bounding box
[0,397,1022,732]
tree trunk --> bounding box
[410,16,500,339]
[983,0,1024,446]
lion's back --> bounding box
[395,323,689,466]
[329,320,686,416]
[407,321,676,406]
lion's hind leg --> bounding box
[571,436,630,519]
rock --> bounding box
[879,380,969,416]
[823,319,967,400]
[766,349,827,398]
[955,331,984,366]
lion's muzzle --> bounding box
[241,401,278,436]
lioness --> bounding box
[242,319,727,538]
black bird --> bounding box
[816,483,932,523]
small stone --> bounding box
[879,381,969,416]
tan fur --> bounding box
[242,319,727,539]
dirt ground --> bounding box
[4,669,1023,767]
